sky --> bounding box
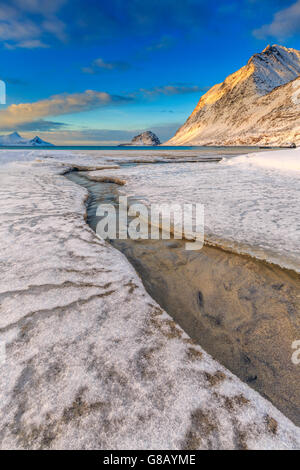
[0,0,300,145]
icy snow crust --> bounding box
[0,150,300,449]
[223,149,300,172]
[95,148,300,273]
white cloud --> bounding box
[42,18,67,42]
[82,58,131,74]
[0,90,131,129]
[146,35,174,51]
[0,0,67,48]
[138,84,205,97]
[0,17,41,42]
[254,0,300,39]
[4,40,49,49]
[14,0,67,15]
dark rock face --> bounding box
[30,136,43,144]
[131,131,161,146]
[29,136,54,146]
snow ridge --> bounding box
[166,45,300,147]
[251,45,300,95]
[0,132,54,147]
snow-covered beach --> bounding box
[0,148,299,449]
[87,148,300,272]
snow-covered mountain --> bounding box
[165,45,300,146]
[0,132,54,146]
[29,136,54,146]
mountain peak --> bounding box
[255,44,293,56]
[261,44,289,53]
[262,44,271,52]
[165,45,300,147]
[30,136,43,143]
[0,132,54,147]
[249,44,300,95]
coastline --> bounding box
[2,3,300,453]
[0,149,299,449]
[84,149,300,274]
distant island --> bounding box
[0,132,54,147]
[119,131,161,146]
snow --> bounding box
[94,150,300,272]
[0,149,69,166]
[0,147,299,271]
[223,147,300,172]
[0,147,227,169]
[0,132,54,147]
[166,45,300,147]
[0,132,26,145]
[0,153,300,449]
[251,45,300,95]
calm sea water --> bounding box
[0,145,270,152]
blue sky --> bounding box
[1,0,300,144]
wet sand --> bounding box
[67,170,300,425]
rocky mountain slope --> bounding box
[0,132,54,146]
[166,45,300,146]
[130,130,161,146]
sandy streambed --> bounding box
[67,170,300,426]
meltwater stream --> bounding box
[67,170,300,426]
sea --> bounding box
[0,145,272,152]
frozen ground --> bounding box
[224,148,300,172]
[0,147,259,167]
[93,148,300,272]
[0,153,299,449]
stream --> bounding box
[67,169,300,426]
